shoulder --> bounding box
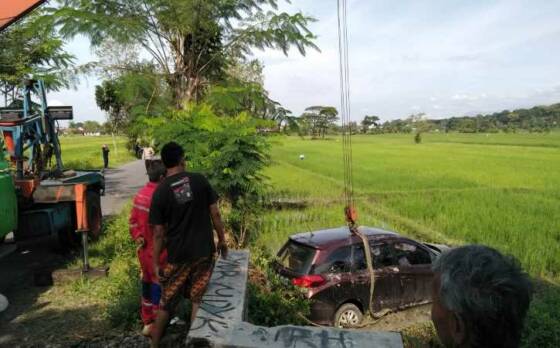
[188,172,210,184]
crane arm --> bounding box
[0,0,46,32]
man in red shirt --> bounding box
[129,160,167,335]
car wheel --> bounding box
[334,303,363,328]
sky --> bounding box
[50,0,560,123]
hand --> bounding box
[217,240,228,259]
[135,237,145,249]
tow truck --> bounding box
[0,1,104,266]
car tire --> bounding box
[334,303,363,328]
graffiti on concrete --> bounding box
[190,253,246,333]
[273,327,355,348]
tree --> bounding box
[83,120,102,133]
[408,113,430,143]
[0,11,76,106]
[361,115,380,133]
[51,0,319,108]
[301,106,338,138]
[95,80,125,134]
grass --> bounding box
[59,135,135,170]
[255,132,560,347]
[34,131,558,346]
[258,132,560,281]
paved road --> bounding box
[101,160,148,216]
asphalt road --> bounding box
[101,159,148,216]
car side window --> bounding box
[313,246,353,274]
[371,243,398,268]
[393,242,432,266]
[354,243,398,270]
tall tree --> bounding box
[361,115,380,133]
[301,106,338,138]
[0,11,75,106]
[51,0,319,108]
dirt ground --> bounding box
[365,304,432,332]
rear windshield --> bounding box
[277,241,316,275]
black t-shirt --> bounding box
[149,172,218,264]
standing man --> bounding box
[142,144,155,172]
[101,144,110,170]
[129,160,168,336]
[149,142,228,347]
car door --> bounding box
[311,245,355,307]
[391,240,434,307]
[352,241,402,312]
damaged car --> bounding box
[273,226,448,328]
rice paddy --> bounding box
[257,132,560,282]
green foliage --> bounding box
[51,0,318,106]
[0,11,75,104]
[301,106,339,138]
[361,115,380,133]
[95,65,171,135]
[379,103,560,134]
[248,248,310,326]
[521,285,560,347]
[151,104,270,245]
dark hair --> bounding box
[433,245,532,348]
[147,160,166,182]
[160,142,184,168]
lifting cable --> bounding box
[337,0,377,319]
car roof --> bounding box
[289,226,399,249]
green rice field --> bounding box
[59,135,134,170]
[256,132,560,283]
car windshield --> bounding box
[277,241,316,275]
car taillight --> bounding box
[291,275,326,288]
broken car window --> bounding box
[393,242,432,265]
[354,243,397,269]
[313,246,352,274]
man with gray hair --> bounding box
[431,245,532,348]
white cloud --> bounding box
[51,0,560,121]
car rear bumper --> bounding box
[308,299,336,326]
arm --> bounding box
[152,224,166,281]
[210,203,228,259]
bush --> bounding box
[152,103,270,246]
[247,248,310,326]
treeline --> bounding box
[377,104,560,134]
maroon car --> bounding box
[273,226,448,327]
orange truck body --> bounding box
[0,0,46,32]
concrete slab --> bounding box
[187,250,403,348]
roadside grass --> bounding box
[59,135,135,170]
[62,204,142,329]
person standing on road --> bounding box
[129,160,168,337]
[149,142,228,348]
[142,145,155,173]
[102,144,110,169]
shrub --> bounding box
[247,248,310,326]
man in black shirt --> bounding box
[148,142,228,347]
